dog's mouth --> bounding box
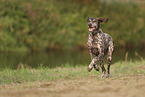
[88,27,96,32]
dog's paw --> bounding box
[100,71,106,78]
[94,64,99,71]
[100,74,104,78]
[87,67,92,72]
[106,73,110,78]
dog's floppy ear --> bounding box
[97,17,108,23]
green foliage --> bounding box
[0,0,145,51]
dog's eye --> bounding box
[88,19,92,22]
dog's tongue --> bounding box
[89,28,96,32]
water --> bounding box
[0,48,145,69]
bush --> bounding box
[0,0,144,51]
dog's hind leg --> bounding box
[106,55,111,78]
[98,57,106,78]
[106,42,114,78]
[97,50,106,78]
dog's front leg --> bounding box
[87,56,99,72]
[88,47,93,60]
[87,32,94,60]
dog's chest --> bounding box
[92,32,105,46]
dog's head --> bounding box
[87,16,108,32]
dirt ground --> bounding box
[0,75,145,97]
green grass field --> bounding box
[0,60,144,85]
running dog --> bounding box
[87,16,114,78]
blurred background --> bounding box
[0,0,145,69]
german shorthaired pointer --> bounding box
[87,16,114,78]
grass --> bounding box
[0,61,144,85]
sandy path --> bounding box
[0,75,145,97]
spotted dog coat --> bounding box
[87,16,114,78]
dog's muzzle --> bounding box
[89,28,96,32]
[88,23,96,32]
